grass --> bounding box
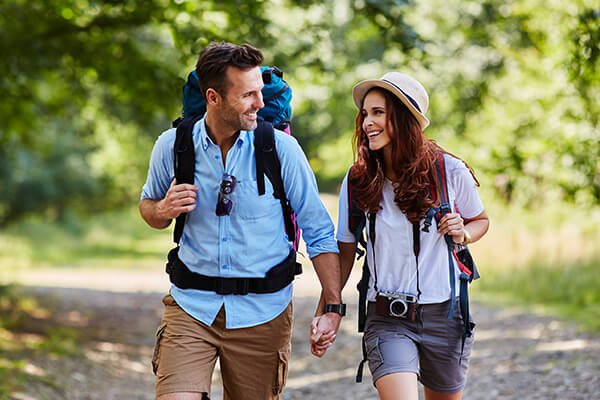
[473,261,600,332]
[468,198,600,333]
[0,204,171,270]
[0,285,81,397]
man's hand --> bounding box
[309,313,341,358]
[139,179,198,229]
[158,179,199,220]
[308,253,342,357]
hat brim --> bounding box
[352,79,430,130]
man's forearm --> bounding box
[311,252,342,306]
[139,198,172,229]
[314,242,356,316]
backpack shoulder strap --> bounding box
[347,167,367,254]
[172,115,202,244]
[346,167,366,242]
[347,166,371,334]
[254,120,296,245]
[433,151,474,322]
[433,152,478,349]
[434,152,452,217]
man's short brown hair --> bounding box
[195,42,264,98]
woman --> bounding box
[312,72,489,400]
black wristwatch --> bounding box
[324,303,347,316]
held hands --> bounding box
[158,179,199,220]
[437,212,467,244]
[309,313,341,358]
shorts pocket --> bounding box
[447,311,464,349]
[447,309,476,351]
[365,334,384,371]
[152,323,167,375]
[272,345,290,395]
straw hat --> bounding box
[352,72,430,130]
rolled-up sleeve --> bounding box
[140,129,176,200]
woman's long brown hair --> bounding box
[350,87,478,224]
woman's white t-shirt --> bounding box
[337,154,484,304]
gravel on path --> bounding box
[10,268,600,400]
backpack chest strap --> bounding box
[166,247,302,295]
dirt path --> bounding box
[11,268,600,400]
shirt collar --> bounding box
[198,117,211,151]
[197,117,249,151]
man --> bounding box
[139,42,343,400]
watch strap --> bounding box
[324,303,346,316]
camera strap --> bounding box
[367,210,422,300]
[412,223,422,299]
[368,211,378,293]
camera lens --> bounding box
[389,299,407,317]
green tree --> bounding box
[0,0,279,224]
[1,0,598,225]
[401,0,599,206]
[0,0,425,222]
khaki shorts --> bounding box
[152,294,293,399]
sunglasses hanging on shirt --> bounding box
[215,173,237,216]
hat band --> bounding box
[382,78,422,113]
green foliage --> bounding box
[476,262,600,332]
[568,8,600,126]
[0,0,598,224]
[407,0,600,208]
[352,0,420,51]
[0,0,287,225]
[0,205,170,269]
[1,0,180,223]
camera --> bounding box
[375,292,418,322]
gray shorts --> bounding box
[364,299,474,393]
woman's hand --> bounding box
[437,212,467,244]
[309,315,337,357]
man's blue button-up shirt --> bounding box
[141,118,338,328]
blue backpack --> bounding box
[171,66,300,252]
[178,66,292,131]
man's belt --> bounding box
[165,247,302,295]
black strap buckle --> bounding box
[216,278,250,295]
[294,262,303,276]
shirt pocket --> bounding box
[235,179,281,220]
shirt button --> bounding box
[222,237,227,242]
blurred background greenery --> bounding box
[0,0,599,393]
